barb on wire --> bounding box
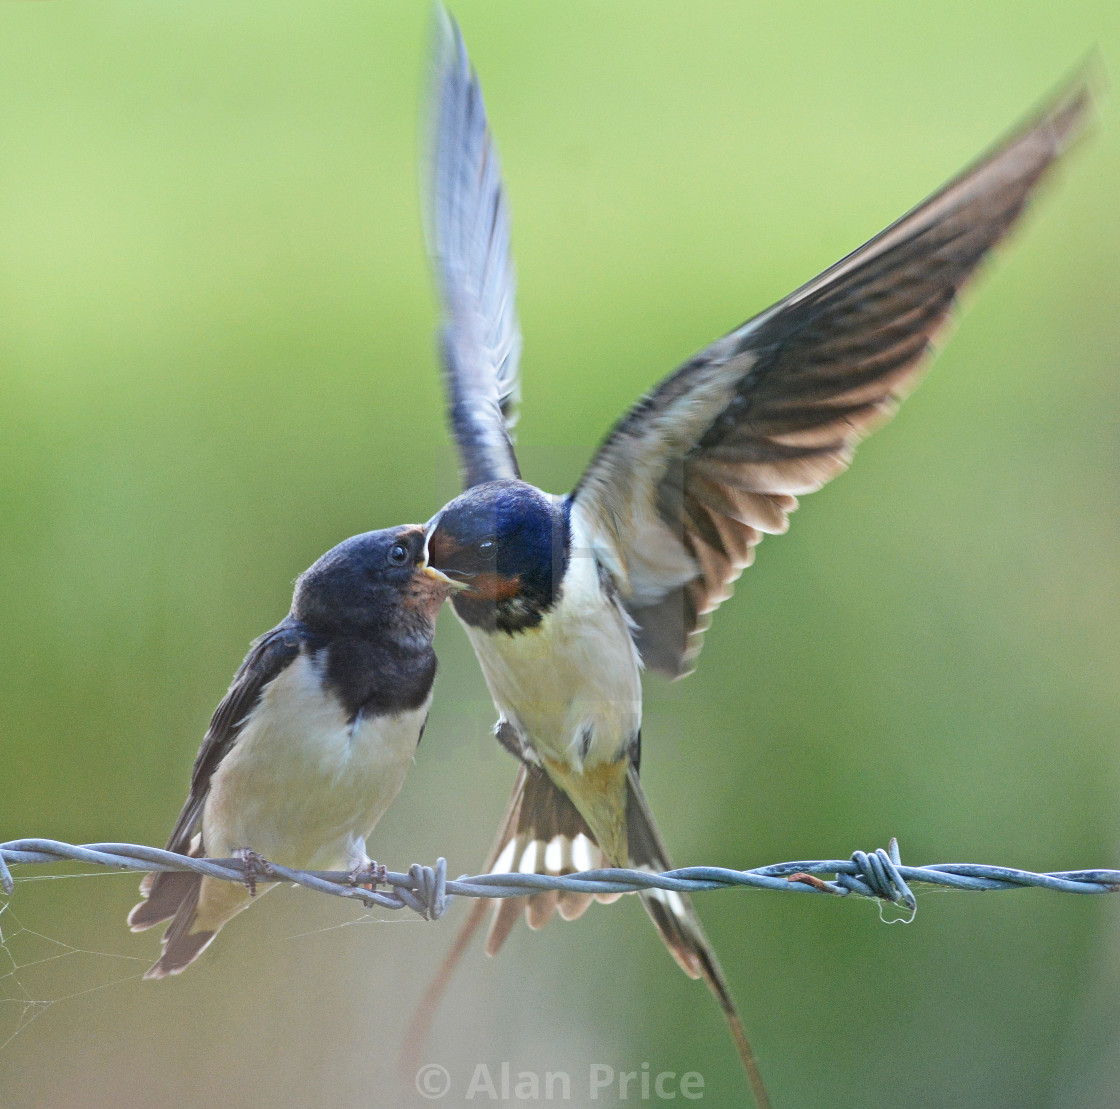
[3,837,1120,921]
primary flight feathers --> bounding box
[428,6,522,488]
[440,55,1092,676]
[571,74,1092,677]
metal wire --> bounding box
[3,837,1119,921]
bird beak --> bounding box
[421,563,467,589]
[420,517,471,591]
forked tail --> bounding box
[400,764,769,1108]
[127,838,260,978]
[625,769,770,1109]
[400,764,612,1075]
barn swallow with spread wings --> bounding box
[412,10,1092,1096]
[129,526,453,978]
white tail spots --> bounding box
[492,838,519,875]
[571,834,597,873]
[544,836,564,873]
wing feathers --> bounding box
[429,9,522,488]
[127,622,303,944]
[573,69,1092,675]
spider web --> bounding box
[0,866,415,1054]
[0,874,146,1053]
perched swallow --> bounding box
[129,525,454,978]
[413,10,1091,1093]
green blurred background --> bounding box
[1,3,1118,1107]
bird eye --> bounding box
[477,537,497,556]
[387,543,409,566]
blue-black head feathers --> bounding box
[424,480,570,633]
[293,525,435,636]
[291,524,452,719]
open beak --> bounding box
[420,516,471,591]
[421,562,468,590]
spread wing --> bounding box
[428,7,522,488]
[571,72,1093,677]
[161,620,306,854]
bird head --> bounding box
[422,480,569,632]
[293,524,455,638]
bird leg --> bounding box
[348,860,388,890]
[235,848,273,897]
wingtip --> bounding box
[1066,47,1108,105]
[949,55,1102,190]
[430,0,452,41]
[423,0,482,251]
[1022,53,1104,158]
[429,0,469,86]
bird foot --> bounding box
[348,860,388,890]
[235,848,273,897]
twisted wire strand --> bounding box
[3,837,1119,921]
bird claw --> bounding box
[235,848,273,897]
[348,861,388,890]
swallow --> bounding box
[411,9,1092,1092]
[128,525,455,978]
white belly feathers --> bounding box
[203,652,427,871]
[463,536,642,770]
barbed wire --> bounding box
[3,837,1119,922]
